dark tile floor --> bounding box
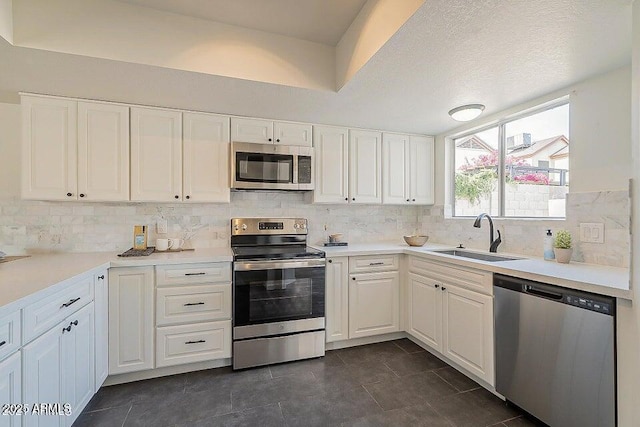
[74,339,543,427]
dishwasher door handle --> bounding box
[523,285,563,300]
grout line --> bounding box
[120,404,133,427]
[361,384,385,412]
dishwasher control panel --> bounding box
[565,295,612,314]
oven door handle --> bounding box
[234,259,326,271]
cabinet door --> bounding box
[183,112,230,203]
[325,257,349,343]
[130,107,182,202]
[21,96,77,201]
[23,324,64,427]
[442,284,494,385]
[0,352,21,427]
[409,135,435,204]
[230,117,273,144]
[349,271,399,339]
[313,126,349,204]
[382,133,409,205]
[108,267,155,375]
[349,130,382,204]
[62,303,95,427]
[407,273,442,352]
[94,270,108,390]
[77,102,129,201]
[273,122,312,146]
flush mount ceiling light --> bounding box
[448,104,485,122]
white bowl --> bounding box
[404,235,429,247]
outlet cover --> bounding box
[579,223,604,244]
[156,219,168,234]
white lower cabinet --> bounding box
[325,257,349,343]
[94,270,109,390]
[108,267,155,375]
[0,352,21,427]
[23,302,94,427]
[349,271,400,339]
[407,257,494,385]
[156,320,231,368]
[442,284,494,383]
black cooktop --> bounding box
[232,245,325,261]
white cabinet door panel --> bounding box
[273,122,312,146]
[94,271,109,390]
[382,133,408,204]
[349,130,382,204]
[325,257,349,343]
[156,284,231,326]
[21,96,77,201]
[349,271,399,339]
[183,112,230,203]
[156,320,231,368]
[408,273,442,352]
[0,352,21,427]
[130,107,182,202]
[313,126,349,204]
[409,135,434,205]
[230,117,273,144]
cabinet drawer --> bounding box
[349,255,399,274]
[156,263,231,286]
[408,256,493,295]
[156,284,231,326]
[0,311,21,362]
[23,275,93,344]
[156,320,231,368]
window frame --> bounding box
[450,97,570,219]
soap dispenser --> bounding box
[544,229,555,261]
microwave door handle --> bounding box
[292,152,298,184]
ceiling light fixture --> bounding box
[448,104,485,122]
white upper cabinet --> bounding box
[313,126,349,204]
[382,133,434,205]
[22,96,78,201]
[130,107,183,202]
[382,133,409,204]
[349,129,382,204]
[273,122,312,146]
[183,112,230,203]
[409,135,435,204]
[231,117,312,146]
[77,102,130,201]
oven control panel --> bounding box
[231,218,308,235]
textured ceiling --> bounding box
[0,0,632,135]
[115,0,367,46]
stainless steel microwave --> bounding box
[231,142,314,191]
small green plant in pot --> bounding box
[554,229,573,264]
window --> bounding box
[453,101,569,218]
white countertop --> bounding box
[0,248,233,310]
[314,242,632,300]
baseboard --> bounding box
[103,358,232,386]
[325,332,407,350]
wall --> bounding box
[0,0,12,44]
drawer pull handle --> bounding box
[185,272,206,276]
[61,297,81,309]
[369,262,384,266]
[184,302,205,306]
[0,340,6,347]
[185,340,206,345]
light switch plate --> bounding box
[579,223,604,243]
[156,219,168,234]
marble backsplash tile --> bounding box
[0,192,422,254]
[419,190,631,268]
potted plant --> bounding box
[554,230,573,264]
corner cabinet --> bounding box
[325,257,349,342]
[382,133,434,205]
[21,95,130,202]
[313,126,349,204]
[108,267,155,375]
[130,107,183,202]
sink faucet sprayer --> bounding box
[473,213,502,253]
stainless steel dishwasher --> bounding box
[494,274,616,427]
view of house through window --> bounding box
[453,102,569,218]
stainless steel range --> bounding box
[231,218,326,370]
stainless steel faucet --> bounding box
[473,213,502,253]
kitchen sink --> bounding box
[431,249,519,262]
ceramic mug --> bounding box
[156,238,169,251]
[168,238,184,250]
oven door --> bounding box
[233,259,325,337]
[232,142,298,190]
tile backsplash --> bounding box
[0,190,630,268]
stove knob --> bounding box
[234,224,239,231]
[241,224,248,231]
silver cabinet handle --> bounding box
[184,302,205,306]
